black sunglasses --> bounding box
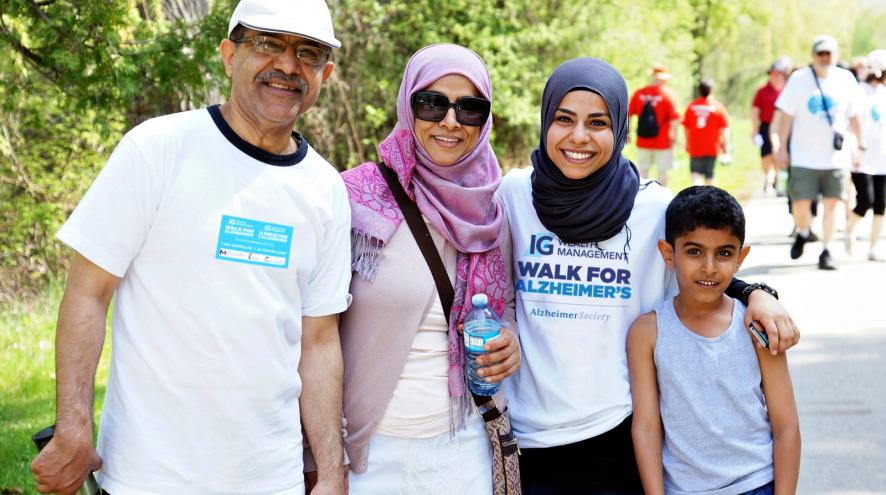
[411,91,491,126]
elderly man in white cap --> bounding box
[30,1,351,494]
[771,34,865,270]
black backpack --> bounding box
[636,99,660,138]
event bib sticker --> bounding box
[215,215,293,269]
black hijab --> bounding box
[531,58,640,244]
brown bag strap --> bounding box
[374,161,502,419]
[375,162,455,319]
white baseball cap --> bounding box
[811,35,838,54]
[770,55,792,73]
[228,0,341,49]
[868,49,886,78]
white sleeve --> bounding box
[775,72,802,116]
[56,134,163,277]
[301,179,353,317]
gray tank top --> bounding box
[654,298,774,495]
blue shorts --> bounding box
[742,481,774,495]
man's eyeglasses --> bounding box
[411,91,491,127]
[232,35,331,69]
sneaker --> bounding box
[807,231,820,243]
[870,251,884,262]
[818,249,837,270]
[790,234,808,260]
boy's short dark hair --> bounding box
[665,186,745,245]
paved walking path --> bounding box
[738,192,886,494]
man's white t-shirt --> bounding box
[860,82,886,174]
[57,106,352,495]
[775,65,862,170]
[498,167,676,448]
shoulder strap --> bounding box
[375,162,500,414]
[810,65,834,126]
[375,162,456,323]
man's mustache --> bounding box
[256,70,308,92]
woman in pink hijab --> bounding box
[337,44,520,493]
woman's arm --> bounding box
[727,279,800,355]
[756,347,801,495]
[628,312,666,495]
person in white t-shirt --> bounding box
[846,49,886,261]
[29,2,352,495]
[771,34,866,270]
[498,57,800,494]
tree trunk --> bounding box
[162,0,208,22]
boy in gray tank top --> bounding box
[627,186,800,495]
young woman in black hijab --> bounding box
[497,58,800,493]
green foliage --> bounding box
[0,0,230,301]
[0,281,112,494]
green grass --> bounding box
[625,116,763,200]
[0,281,111,495]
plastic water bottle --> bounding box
[719,153,733,165]
[463,293,502,396]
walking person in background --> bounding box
[752,57,791,195]
[771,35,866,270]
[846,49,886,261]
[629,64,680,186]
[851,56,869,82]
[682,79,731,186]
[629,186,801,495]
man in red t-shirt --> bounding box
[751,57,791,194]
[682,80,730,185]
[629,64,681,186]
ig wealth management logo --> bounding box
[525,233,555,257]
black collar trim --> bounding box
[207,105,308,166]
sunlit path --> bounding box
[738,192,886,494]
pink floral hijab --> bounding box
[342,43,508,430]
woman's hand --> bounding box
[745,290,800,355]
[475,325,521,383]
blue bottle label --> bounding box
[464,324,501,352]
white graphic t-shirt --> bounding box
[776,66,862,170]
[860,82,886,175]
[498,167,676,448]
[57,107,352,495]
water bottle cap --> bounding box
[471,294,488,307]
